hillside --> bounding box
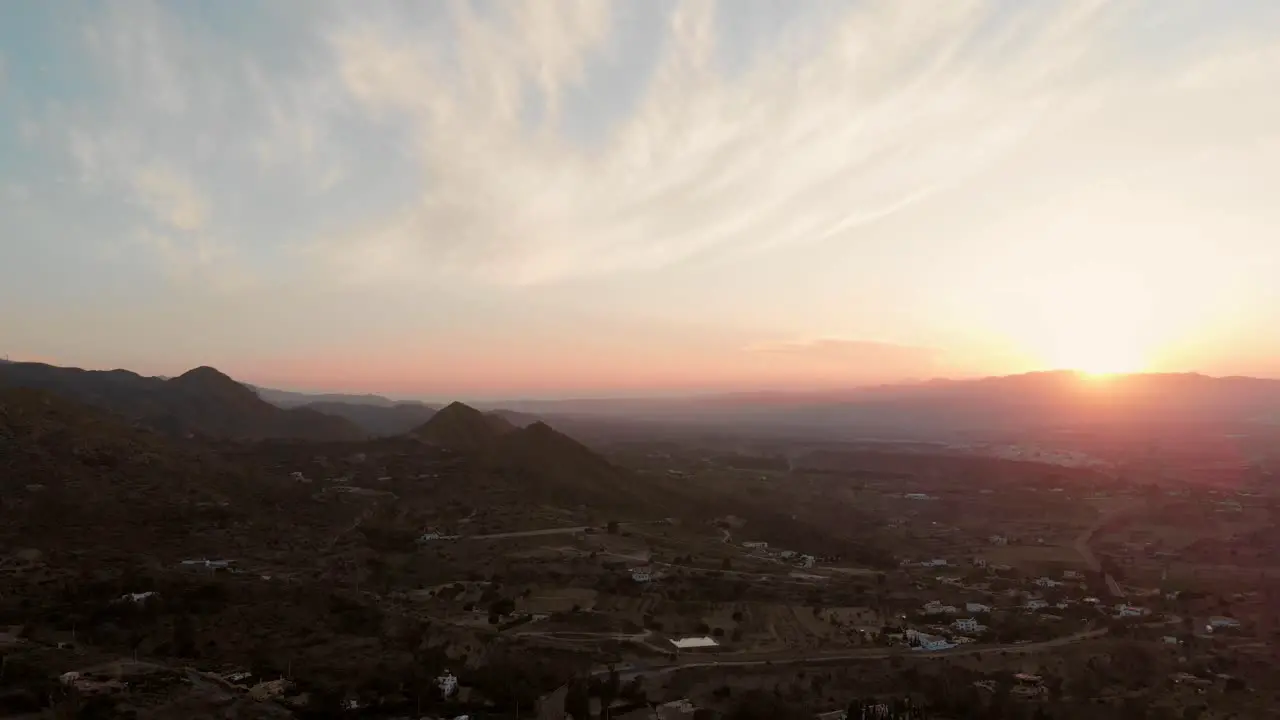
[488,421,677,516]
[301,400,437,436]
[0,362,363,441]
[0,387,294,556]
[409,401,516,452]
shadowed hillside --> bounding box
[301,400,437,436]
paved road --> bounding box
[597,627,1108,679]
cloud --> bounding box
[26,0,1280,303]
[750,337,939,363]
[316,0,1148,286]
[132,164,209,231]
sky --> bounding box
[2,0,1279,400]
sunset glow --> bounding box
[3,1,1279,395]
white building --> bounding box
[1162,636,1180,645]
[1033,577,1061,588]
[1023,599,1048,610]
[631,569,652,583]
[1115,604,1148,618]
[742,541,768,549]
[779,550,797,559]
[912,633,954,651]
[798,554,816,568]
[952,618,985,634]
[670,636,719,650]
[965,602,992,614]
[1208,616,1241,630]
[437,672,458,697]
[1063,570,1083,580]
[921,558,948,568]
[989,535,1009,546]
[118,591,158,604]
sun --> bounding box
[1023,269,1155,377]
[1052,343,1145,377]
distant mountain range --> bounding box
[8,361,1280,444]
[489,371,1280,440]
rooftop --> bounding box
[670,636,719,649]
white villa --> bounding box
[437,672,458,697]
[952,618,986,634]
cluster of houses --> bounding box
[740,541,816,569]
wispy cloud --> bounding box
[748,337,941,377]
[132,164,208,232]
[316,0,1144,285]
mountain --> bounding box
[250,384,423,409]
[301,400,437,436]
[0,362,363,441]
[409,401,516,452]
[491,421,651,510]
[0,386,288,555]
[488,372,1280,440]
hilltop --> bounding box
[410,400,517,452]
[0,361,363,441]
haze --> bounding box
[2,0,1278,399]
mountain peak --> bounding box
[411,401,514,451]
[172,366,237,385]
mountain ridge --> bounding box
[0,361,363,441]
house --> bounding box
[912,633,954,652]
[118,591,158,604]
[1023,599,1048,611]
[921,558,948,568]
[952,618,985,634]
[989,535,1009,546]
[631,569,652,583]
[437,671,458,697]
[1082,596,1100,604]
[658,699,699,720]
[1063,570,1083,580]
[670,636,719,650]
[742,541,768,549]
[965,602,992,614]
[798,554,815,568]
[417,532,442,543]
[1033,577,1061,588]
[972,557,988,568]
[1115,604,1148,618]
[1162,636,1180,645]
[904,493,935,500]
[779,550,797,560]
[923,601,959,615]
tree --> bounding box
[564,679,591,720]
